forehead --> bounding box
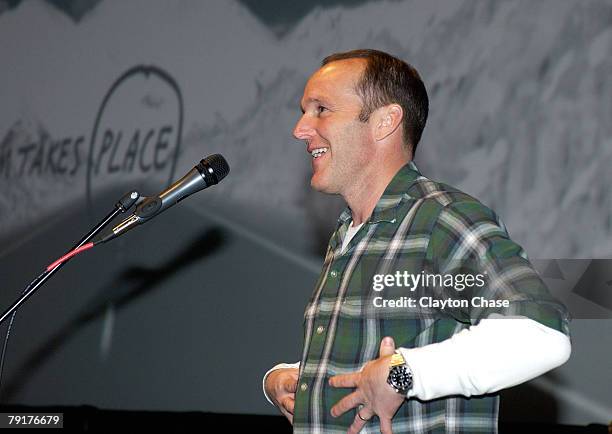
[301,58,365,104]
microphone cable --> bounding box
[0,244,97,397]
[0,154,228,397]
[0,269,47,398]
[0,190,141,399]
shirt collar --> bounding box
[337,161,422,226]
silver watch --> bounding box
[386,351,413,394]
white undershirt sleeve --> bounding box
[397,315,571,400]
[262,317,570,405]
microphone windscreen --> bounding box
[199,154,230,184]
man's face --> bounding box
[293,59,373,195]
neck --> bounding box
[343,155,410,225]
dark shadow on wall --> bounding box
[238,0,397,37]
[499,374,562,423]
[0,0,102,21]
[0,227,228,401]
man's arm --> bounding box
[428,199,571,334]
[397,314,571,400]
[330,320,570,434]
[415,199,572,399]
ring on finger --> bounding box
[357,407,371,422]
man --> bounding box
[264,49,570,434]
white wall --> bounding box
[0,0,610,424]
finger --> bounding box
[379,336,396,357]
[329,372,360,388]
[380,417,394,434]
[347,406,375,434]
[281,396,295,414]
[347,416,367,434]
[284,376,298,393]
[331,391,362,417]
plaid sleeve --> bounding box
[426,199,570,334]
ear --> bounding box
[373,104,403,142]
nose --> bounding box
[293,114,315,140]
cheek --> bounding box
[319,116,352,139]
[341,122,369,148]
[316,120,332,141]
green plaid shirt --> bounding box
[293,161,569,434]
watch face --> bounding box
[388,365,413,393]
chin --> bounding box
[310,177,337,194]
[310,178,325,192]
[310,174,326,191]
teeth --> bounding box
[310,147,329,158]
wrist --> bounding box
[386,350,413,395]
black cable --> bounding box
[0,269,48,396]
[0,190,139,400]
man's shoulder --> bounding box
[407,174,485,208]
[403,174,502,227]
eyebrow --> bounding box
[300,97,324,113]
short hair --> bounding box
[322,49,428,154]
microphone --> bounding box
[94,154,229,244]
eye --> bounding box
[317,105,328,115]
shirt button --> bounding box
[300,382,308,392]
[316,325,325,334]
[330,270,338,278]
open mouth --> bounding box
[310,147,329,159]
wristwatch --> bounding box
[386,351,413,394]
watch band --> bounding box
[387,351,413,394]
[389,352,406,368]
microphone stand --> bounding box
[0,191,139,325]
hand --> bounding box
[329,337,405,434]
[264,367,299,424]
